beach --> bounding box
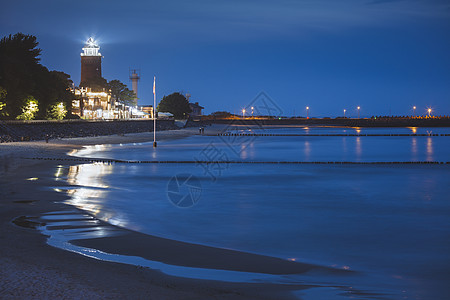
[0,127,307,300]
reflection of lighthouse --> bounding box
[129,69,140,103]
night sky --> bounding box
[1,0,449,117]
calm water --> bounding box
[55,126,450,299]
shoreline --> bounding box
[0,126,310,299]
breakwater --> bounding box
[24,157,450,164]
[0,119,176,143]
[217,133,450,137]
[210,117,450,127]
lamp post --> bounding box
[413,106,416,117]
[343,109,346,118]
[242,109,246,119]
[428,108,431,117]
[306,106,309,119]
[357,106,360,119]
[251,106,254,118]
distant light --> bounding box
[413,106,416,110]
[87,37,98,47]
[357,106,360,110]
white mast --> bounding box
[153,76,157,147]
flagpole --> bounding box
[153,76,157,147]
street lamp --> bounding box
[357,106,361,119]
[428,108,431,117]
[251,106,254,118]
[242,109,246,119]
[343,109,346,118]
[413,106,416,117]
[306,106,309,119]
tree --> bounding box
[0,87,7,118]
[157,92,191,119]
[0,33,74,119]
[16,96,39,120]
[48,102,67,120]
[0,33,42,118]
[40,71,73,118]
[107,79,137,106]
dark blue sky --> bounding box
[1,0,449,117]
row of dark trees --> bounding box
[0,33,74,120]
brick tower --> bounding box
[80,37,102,86]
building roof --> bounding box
[189,102,204,109]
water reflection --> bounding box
[240,142,255,160]
[304,141,311,160]
[342,137,347,156]
[151,149,157,159]
[355,137,362,160]
[66,163,112,188]
[411,138,418,161]
[408,127,417,134]
[53,163,130,228]
[54,165,64,181]
[240,143,248,160]
[74,144,106,157]
[426,137,433,161]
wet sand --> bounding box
[72,228,335,276]
[0,127,314,299]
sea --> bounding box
[46,125,450,299]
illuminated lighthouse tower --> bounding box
[80,37,102,86]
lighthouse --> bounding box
[129,69,140,102]
[80,37,102,86]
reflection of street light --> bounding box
[428,108,431,117]
[343,109,346,118]
[357,106,360,119]
[413,106,416,117]
[306,106,309,119]
[242,109,246,119]
[251,106,254,117]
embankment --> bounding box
[0,119,177,143]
